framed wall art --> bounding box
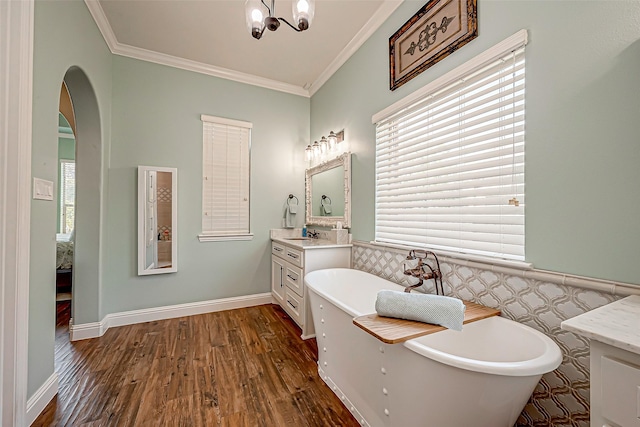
[389,0,478,90]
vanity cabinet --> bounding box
[561,296,640,427]
[591,341,640,427]
[271,239,351,339]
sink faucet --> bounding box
[307,230,320,239]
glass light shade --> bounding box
[320,136,328,153]
[245,0,266,37]
[305,145,313,162]
[327,131,337,151]
[312,140,320,158]
[292,0,315,31]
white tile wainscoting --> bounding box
[351,241,640,427]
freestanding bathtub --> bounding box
[305,268,562,427]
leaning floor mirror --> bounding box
[138,166,178,275]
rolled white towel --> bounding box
[375,290,466,331]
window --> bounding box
[59,159,75,234]
[374,32,526,261]
[199,114,252,242]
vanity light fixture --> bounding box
[305,130,346,166]
[245,0,315,40]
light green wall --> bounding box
[31,0,112,398]
[311,0,640,284]
[103,57,308,314]
[30,0,308,402]
[58,137,75,160]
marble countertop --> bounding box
[271,236,352,250]
[561,295,640,354]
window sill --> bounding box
[198,233,254,242]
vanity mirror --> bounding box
[305,152,351,228]
[138,166,177,275]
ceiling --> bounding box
[87,0,403,96]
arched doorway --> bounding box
[61,67,102,336]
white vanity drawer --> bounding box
[284,247,304,268]
[284,264,304,297]
[272,242,286,259]
[284,288,303,326]
[602,356,640,427]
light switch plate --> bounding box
[33,177,54,201]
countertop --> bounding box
[561,295,640,354]
[271,236,352,250]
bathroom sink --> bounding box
[284,237,312,241]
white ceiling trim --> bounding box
[84,0,118,51]
[112,43,310,97]
[308,0,403,96]
[84,0,402,98]
[84,0,309,97]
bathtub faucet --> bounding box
[403,250,444,295]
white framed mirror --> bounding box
[138,166,178,275]
[305,152,351,228]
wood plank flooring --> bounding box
[34,303,359,426]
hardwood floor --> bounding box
[34,303,359,426]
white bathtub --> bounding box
[305,268,562,427]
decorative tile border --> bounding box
[352,242,622,427]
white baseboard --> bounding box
[70,292,273,341]
[25,373,58,426]
[69,319,106,341]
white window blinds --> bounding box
[201,115,252,240]
[60,159,75,234]
[375,46,525,261]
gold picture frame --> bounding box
[389,0,478,91]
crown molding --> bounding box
[112,42,310,97]
[84,0,118,51]
[84,0,309,97]
[84,0,401,98]
[308,0,404,97]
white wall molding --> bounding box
[308,0,404,96]
[71,293,273,341]
[83,0,118,52]
[355,240,640,297]
[25,373,58,427]
[112,43,310,97]
[69,320,106,342]
[0,0,34,425]
[83,0,308,97]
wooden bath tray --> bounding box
[353,300,500,344]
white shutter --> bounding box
[201,115,251,238]
[375,47,525,261]
[60,160,75,234]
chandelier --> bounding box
[245,0,315,40]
